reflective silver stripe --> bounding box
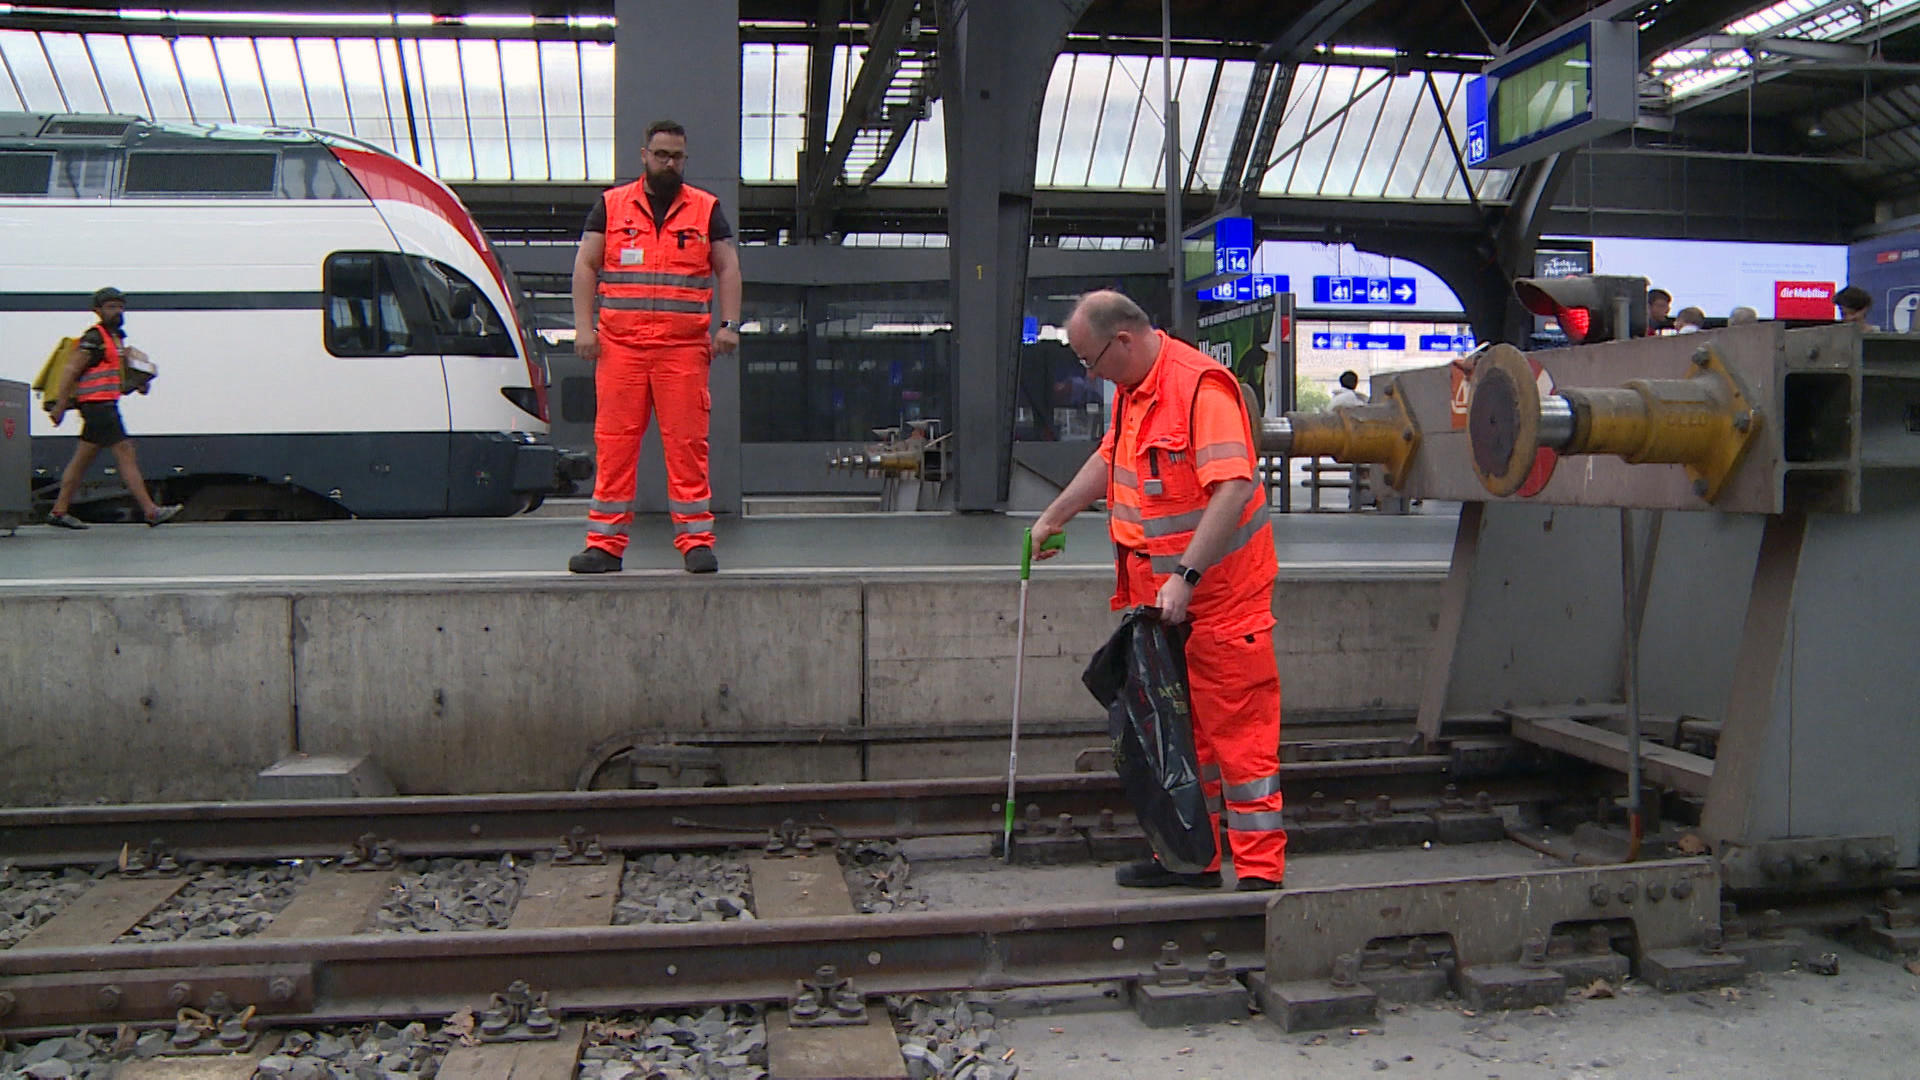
[1199,762,1221,783]
[1142,508,1205,538]
[586,520,628,536]
[1206,792,1225,814]
[599,297,709,313]
[1224,772,1283,803]
[1112,465,1138,489]
[674,519,713,534]
[1109,503,1142,523]
[599,271,714,288]
[1227,809,1288,832]
[1195,441,1250,466]
[589,499,631,515]
[1148,503,1269,574]
[669,499,710,515]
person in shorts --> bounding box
[45,287,181,529]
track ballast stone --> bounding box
[0,865,96,949]
[579,1006,767,1080]
[893,994,1018,1080]
[118,862,316,943]
[375,856,528,933]
[613,853,753,925]
[842,841,929,914]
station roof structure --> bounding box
[3,1,1918,241]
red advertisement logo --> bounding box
[2,418,12,439]
[1775,281,1835,320]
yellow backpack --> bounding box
[31,337,79,398]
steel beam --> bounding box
[1258,0,1380,63]
[802,0,917,238]
[939,0,1093,509]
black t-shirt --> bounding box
[583,187,732,241]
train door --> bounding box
[405,255,533,516]
[320,251,453,515]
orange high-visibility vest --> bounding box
[72,326,122,404]
[596,180,718,347]
[1107,333,1276,635]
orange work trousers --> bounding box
[585,339,715,557]
[1121,554,1288,883]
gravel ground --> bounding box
[375,857,527,933]
[843,841,930,915]
[986,951,1920,1080]
[892,994,1018,1080]
[0,866,95,949]
[117,862,316,943]
[613,854,753,925]
[578,1006,767,1079]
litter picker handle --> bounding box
[1021,529,1066,579]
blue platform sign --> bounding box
[1199,274,1288,303]
[1419,332,1478,352]
[1213,216,1254,276]
[1312,275,1417,305]
[1021,316,1039,344]
[1311,332,1407,351]
[1464,76,1490,167]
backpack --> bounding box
[31,338,78,398]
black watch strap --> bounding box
[1175,564,1202,585]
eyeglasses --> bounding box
[1078,337,1115,371]
[647,149,688,163]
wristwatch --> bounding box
[1173,564,1202,586]
[717,319,739,330]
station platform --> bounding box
[0,508,1458,809]
[0,505,1455,589]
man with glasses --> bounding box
[570,119,743,574]
[1031,291,1286,892]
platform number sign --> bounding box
[1312,276,1417,306]
[1465,76,1490,167]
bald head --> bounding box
[1072,290,1152,339]
[1066,289,1161,386]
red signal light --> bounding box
[1558,306,1591,343]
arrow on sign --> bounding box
[1394,283,1414,301]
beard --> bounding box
[101,313,125,330]
[646,170,683,201]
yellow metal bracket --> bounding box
[1285,375,1424,489]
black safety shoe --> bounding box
[47,512,88,530]
[683,545,718,574]
[1234,876,1284,892]
[568,547,623,574]
[1114,858,1221,889]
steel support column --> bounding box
[938,0,1093,509]
[802,0,917,238]
[613,0,742,513]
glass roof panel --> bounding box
[741,43,775,183]
[498,40,547,181]
[538,40,586,182]
[40,33,109,113]
[1088,55,1149,188]
[298,38,353,135]
[459,39,511,181]
[578,40,613,182]
[1052,54,1104,187]
[1185,59,1251,194]
[769,43,808,184]
[1034,53,1074,185]
[127,36,191,121]
[210,37,271,125]
[82,34,147,116]
[1351,77,1423,198]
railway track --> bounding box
[1,766,1911,1079]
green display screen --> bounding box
[1183,234,1215,284]
[1496,39,1590,147]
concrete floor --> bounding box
[911,844,1920,1080]
[0,507,1458,587]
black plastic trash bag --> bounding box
[1081,607,1218,875]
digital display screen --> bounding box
[1496,39,1590,147]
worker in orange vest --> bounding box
[569,119,743,574]
[44,287,182,529]
[1032,290,1285,891]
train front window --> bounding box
[323,252,416,357]
[410,257,518,358]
